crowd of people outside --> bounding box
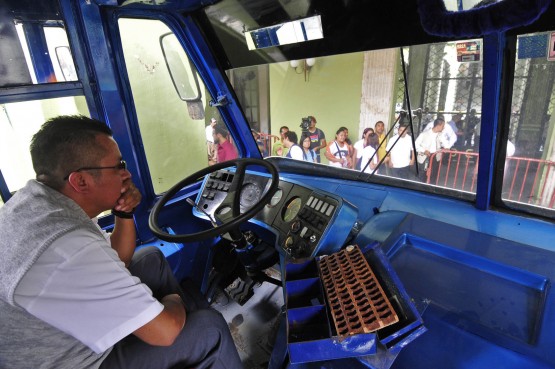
[258,110,484,184]
[205,109,489,184]
[205,110,542,205]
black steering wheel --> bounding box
[149,158,279,243]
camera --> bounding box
[300,117,311,131]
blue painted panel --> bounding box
[378,188,555,253]
[0,82,84,104]
[518,34,548,59]
[392,304,555,369]
[361,243,427,350]
[476,33,504,209]
[285,259,318,280]
[23,23,56,83]
[387,233,547,345]
[136,229,185,278]
[286,278,325,309]
[350,210,555,365]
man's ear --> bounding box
[67,172,92,194]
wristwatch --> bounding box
[111,208,135,219]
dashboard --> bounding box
[194,169,357,259]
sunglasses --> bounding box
[63,160,127,180]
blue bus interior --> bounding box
[1,0,555,368]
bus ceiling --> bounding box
[1,0,553,75]
[202,0,554,69]
[2,0,552,30]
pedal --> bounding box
[225,276,255,305]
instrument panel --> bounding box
[195,169,344,259]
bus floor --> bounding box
[210,272,284,369]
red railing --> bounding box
[504,156,555,208]
[427,149,479,192]
[427,150,555,209]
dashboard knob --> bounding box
[291,220,301,233]
[285,236,294,248]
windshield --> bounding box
[214,8,555,218]
[225,41,483,199]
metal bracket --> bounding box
[209,93,229,107]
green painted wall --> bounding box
[119,19,208,194]
[269,52,364,164]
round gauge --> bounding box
[282,197,302,223]
[268,188,283,207]
[240,183,262,208]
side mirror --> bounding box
[160,32,202,102]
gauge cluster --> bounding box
[280,194,339,259]
[195,169,343,259]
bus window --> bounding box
[0,97,90,193]
[227,40,482,200]
[501,31,555,217]
[10,22,76,85]
[118,18,236,194]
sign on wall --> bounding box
[456,40,481,62]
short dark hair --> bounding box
[398,124,410,134]
[433,118,445,127]
[213,124,229,138]
[30,115,113,190]
[279,126,289,134]
[285,131,298,144]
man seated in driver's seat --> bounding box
[0,115,242,369]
